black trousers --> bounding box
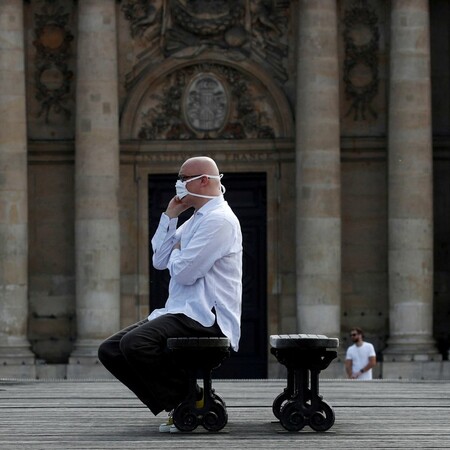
[98,313,223,415]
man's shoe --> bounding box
[159,411,174,433]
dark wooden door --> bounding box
[148,172,267,378]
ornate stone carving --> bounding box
[343,0,379,120]
[33,0,74,123]
[137,64,276,140]
[171,0,243,36]
[121,0,290,87]
[121,0,162,39]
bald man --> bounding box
[98,156,243,432]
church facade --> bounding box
[1,0,449,379]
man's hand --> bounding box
[165,195,190,218]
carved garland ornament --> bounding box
[343,0,379,121]
[171,0,244,36]
[121,0,290,85]
[33,0,74,123]
[138,64,275,140]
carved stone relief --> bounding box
[343,0,379,121]
[137,63,277,140]
[33,0,74,123]
[121,0,290,87]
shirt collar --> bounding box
[195,195,224,217]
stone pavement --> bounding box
[1,378,449,449]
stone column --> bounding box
[295,1,341,338]
[68,0,120,376]
[385,0,440,362]
[0,0,35,376]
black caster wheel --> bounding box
[173,402,199,432]
[309,400,335,432]
[212,392,227,408]
[280,402,306,432]
[202,401,228,432]
[272,391,290,420]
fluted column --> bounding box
[0,0,35,375]
[296,1,341,337]
[385,0,439,361]
[69,0,120,371]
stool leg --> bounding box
[172,367,200,432]
[299,368,311,406]
[203,369,213,406]
[277,367,308,432]
[272,369,294,419]
[200,368,228,432]
[310,369,321,407]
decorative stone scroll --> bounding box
[343,0,379,120]
[137,63,276,140]
[33,0,74,123]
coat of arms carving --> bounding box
[184,75,228,133]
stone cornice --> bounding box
[26,136,450,164]
[119,139,294,165]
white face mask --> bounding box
[175,174,225,199]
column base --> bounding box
[382,361,450,380]
[69,338,102,360]
[66,359,114,379]
[383,352,442,362]
[0,363,36,379]
[67,339,113,378]
[383,340,442,362]
[0,342,36,378]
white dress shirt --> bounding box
[150,196,243,351]
[345,342,376,380]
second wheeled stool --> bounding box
[270,334,339,432]
[167,336,230,432]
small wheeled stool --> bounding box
[270,334,339,432]
[167,336,230,432]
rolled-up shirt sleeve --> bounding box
[151,213,180,270]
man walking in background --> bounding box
[345,327,377,380]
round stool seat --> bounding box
[270,334,339,350]
[167,337,230,349]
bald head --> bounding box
[180,156,220,177]
[177,156,223,208]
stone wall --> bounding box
[9,0,450,377]
[28,159,75,363]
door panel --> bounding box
[148,172,267,378]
